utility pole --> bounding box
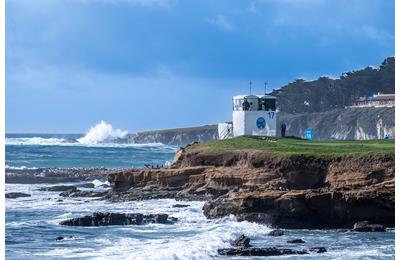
[264,81,268,94]
[249,80,252,94]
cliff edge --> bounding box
[107,137,395,229]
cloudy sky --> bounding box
[6,0,394,133]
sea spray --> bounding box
[77,121,128,144]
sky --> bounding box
[6,0,394,133]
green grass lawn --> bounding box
[188,136,394,157]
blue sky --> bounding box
[6,0,394,133]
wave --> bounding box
[5,165,38,170]
[5,137,175,149]
[5,137,68,146]
[77,120,128,145]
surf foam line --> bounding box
[5,138,176,149]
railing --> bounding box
[219,124,233,140]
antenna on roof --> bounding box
[264,81,268,94]
[249,80,252,94]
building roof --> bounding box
[233,94,276,99]
[357,93,395,102]
[233,94,259,100]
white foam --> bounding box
[5,137,176,149]
[5,165,38,170]
[77,120,128,145]
[6,137,67,146]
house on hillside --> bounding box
[353,92,395,108]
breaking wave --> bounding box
[77,121,128,145]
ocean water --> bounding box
[6,134,177,169]
[5,134,395,259]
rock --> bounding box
[99,184,110,188]
[59,212,175,226]
[144,214,169,224]
[217,247,308,256]
[6,167,110,184]
[107,149,394,229]
[268,229,284,236]
[287,239,305,244]
[169,216,178,222]
[59,189,107,198]
[353,221,386,232]
[172,204,190,208]
[308,247,327,253]
[38,185,77,192]
[56,199,63,202]
[5,192,31,199]
[55,235,73,241]
[75,183,95,189]
[232,234,251,248]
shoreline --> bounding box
[6,137,395,230]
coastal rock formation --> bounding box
[277,107,394,140]
[218,235,326,256]
[6,168,111,184]
[128,125,218,146]
[353,221,386,232]
[59,212,175,226]
[268,230,284,236]
[217,247,308,257]
[5,192,31,199]
[287,239,305,244]
[38,185,78,192]
[107,145,394,229]
[232,234,251,248]
[59,189,107,198]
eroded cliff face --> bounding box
[127,125,218,146]
[107,148,394,229]
[278,107,394,140]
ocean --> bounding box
[5,133,395,259]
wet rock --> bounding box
[5,192,31,199]
[59,189,107,198]
[55,236,73,241]
[308,247,327,253]
[38,185,77,192]
[6,167,110,184]
[287,239,305,244]
[268,229,284,236]
[99,184,110,188]
[217,247,308,256]
[144,214,168,224]
[59,212,176,226]
[56,199,63,202]
[353,221,386,232]
[232,234,251,248]
[172,204,190,208]
[75,183,95,189]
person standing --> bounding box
[280,122,287,137]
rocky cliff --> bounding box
[128,125,218,146]
[107,140,395,229]
[278,107,395,140]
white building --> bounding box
[218,94,277,139]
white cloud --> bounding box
[206,15,234,31]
